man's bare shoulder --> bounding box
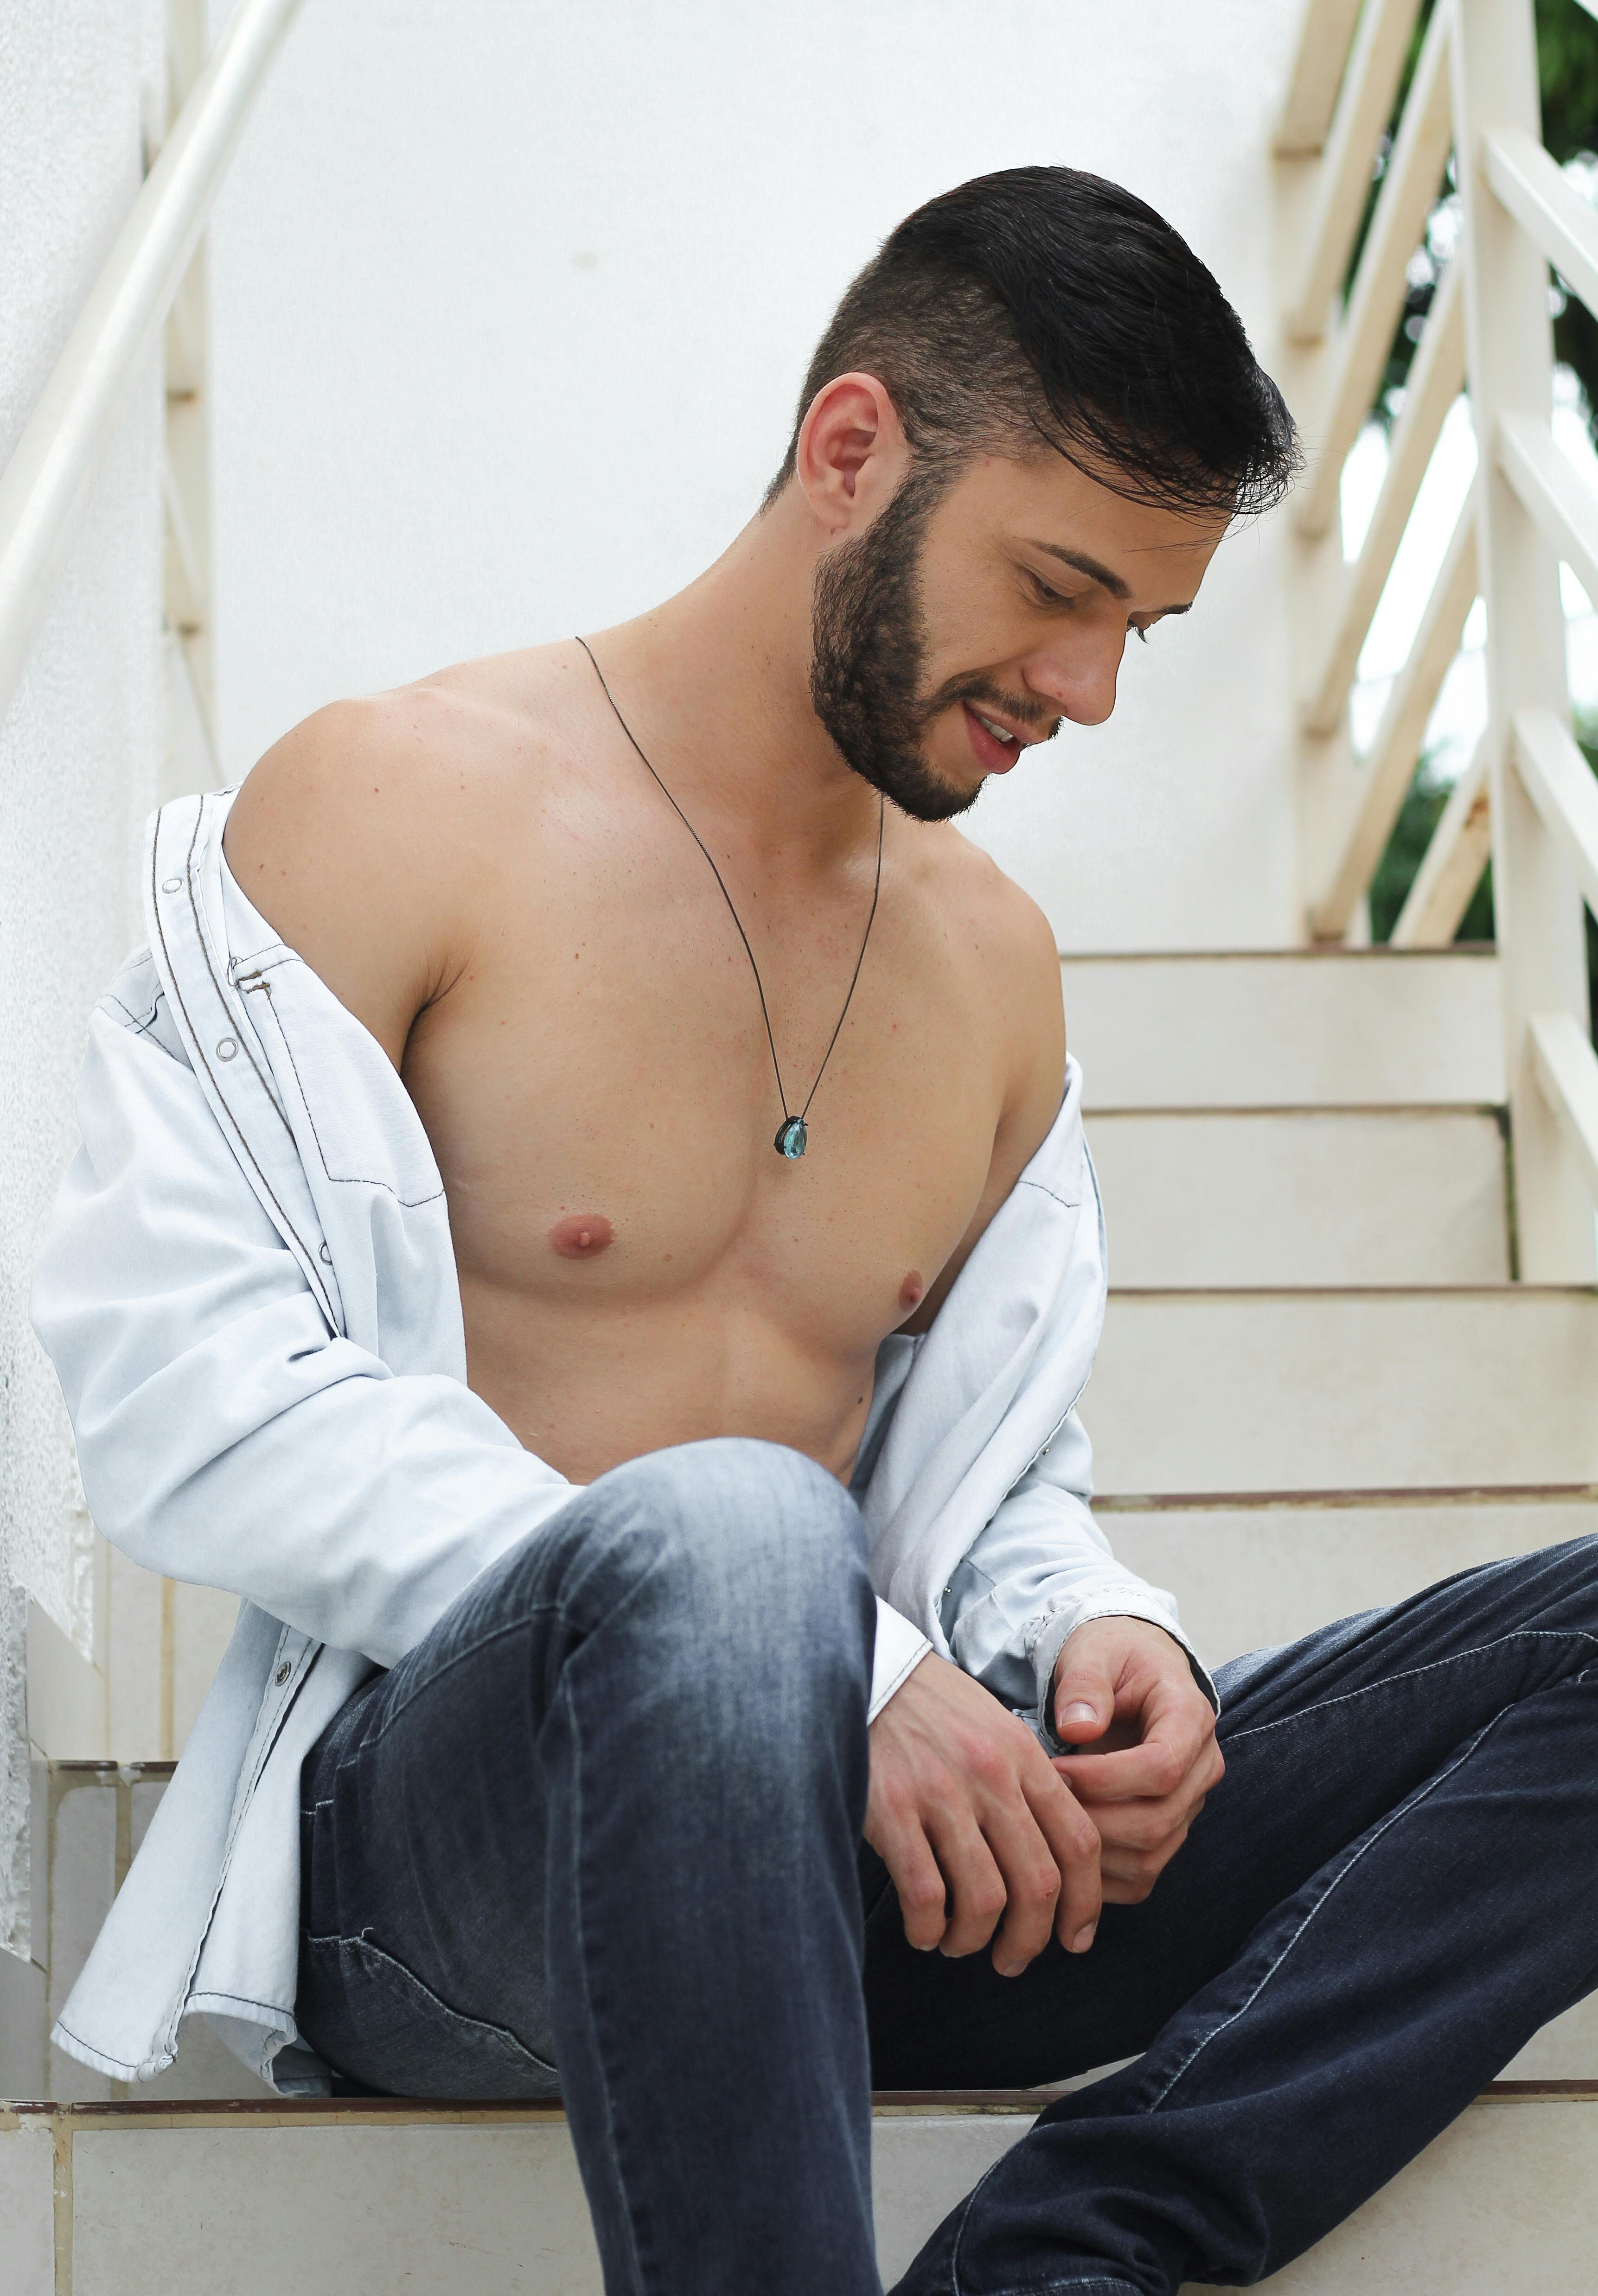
[906,821,1064,1042]
[223,643,588,1065]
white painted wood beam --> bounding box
[1511,706,1598,919]
[1276,0,1367,156]
[1294,4,1454,546]
[1390,733,1493,946]
[1485,125,1598,327]
[1310,495,1479,938]
[1283,0,1427,344]
[1528,1011,1598,1206]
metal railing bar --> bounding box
[1511,706,1598,918]
[1310,493,1479,937]
[1301,265,1466,732]
[1528,1011,1598,1204]
[1277,0,1368,156]
[0,0,302,728]
[1295,3,1454,546]
[1390,731,1492,945]
[1284,0,1427,344]
[1484,126,1598,331]
[1496,409,1598,607]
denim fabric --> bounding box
[298,1447,1598,2296]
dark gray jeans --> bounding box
[297,1437,1598,2295]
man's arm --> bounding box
[863,858,1219,1967]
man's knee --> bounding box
[541,1438,873,1716]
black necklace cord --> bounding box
[575,634,884,1134]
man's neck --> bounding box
[583,494,884,880]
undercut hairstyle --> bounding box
[767,166,1299,519]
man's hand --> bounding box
[1049,1617,1223,1904]
[866,1651,1103,1977]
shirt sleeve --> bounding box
[937,1406,1218,1738]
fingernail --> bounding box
[1059,1703,1099,1727]
[1071,1923,1097,1953]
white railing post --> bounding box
[1451,0,1597,1278]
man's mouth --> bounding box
[962,701,1026,775]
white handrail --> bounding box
[1310,494,1478,938]
[1496,410,1598,607]
[1283,0,1426,342]
[0,0,302,725]
[1528,1012,1598,1205]
[1512,707,1598,918]
[1390,734,1492,946]
[1300,263,1465,726]
[1297,1,1454,540]
[1484,126,1598,325]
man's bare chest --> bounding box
[400,857,1005,1351]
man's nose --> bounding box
[1023,632,1125,729]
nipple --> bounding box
[550,1212,614,1260]
[898,1270,925,1314]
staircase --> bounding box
[6,941,1598,2291]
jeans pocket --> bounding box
[299,1930,562,2100]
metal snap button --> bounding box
[274,1661,292,1687]
[161,876,182,893]
[216,1036,238,1061]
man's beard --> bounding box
[808,465,1057,823]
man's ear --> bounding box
[793,372,909,536]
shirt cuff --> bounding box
[1029,1598,1219,1750]
[869,1597,933,1722]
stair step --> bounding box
[1090,1288,1598,1495]
[1061,950,1503,1110]
[5,2089,1594,2293]
[1088,1108,1509,1286]
[1098,1491,1598,1667]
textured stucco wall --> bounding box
[205,0,1303,950]
[0,0,165,1951]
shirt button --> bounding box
[161,876,182,893]
[216,1036,238,1061]
[319,1243,332,1263]
[275,1661,292,1687]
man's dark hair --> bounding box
[767,166,1299,518]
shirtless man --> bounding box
[38,166,1598,2296]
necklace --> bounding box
[577,635,884,1160]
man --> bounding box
[33,167,1598,2295]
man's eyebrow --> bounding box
[1025,541,1131,599]
[1025,539,1195,618]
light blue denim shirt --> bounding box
[32,788,1211,2093]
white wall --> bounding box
[206,0,1304,953]
[0,0,166,1953]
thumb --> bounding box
[1053,1646,1117,1745]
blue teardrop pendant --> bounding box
[774,1117,808,1159]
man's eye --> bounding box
[1030,574,1072,606]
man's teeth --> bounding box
[977,714,1015,744]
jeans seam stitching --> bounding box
[1221,1628,1598,1747]
[302,1929,559,2078]
[1146,1702,1511,2113]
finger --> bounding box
[876,1818,950,1953]
[1084,1782,1206,1856]
[976,1802,1063,1977]
[1055,1708,1221,1806]
[1050,1645,1118,1747]
[924,1813,1010,1958]
[1022,1768,1103,1953]
[1100,1824,1191,1901]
